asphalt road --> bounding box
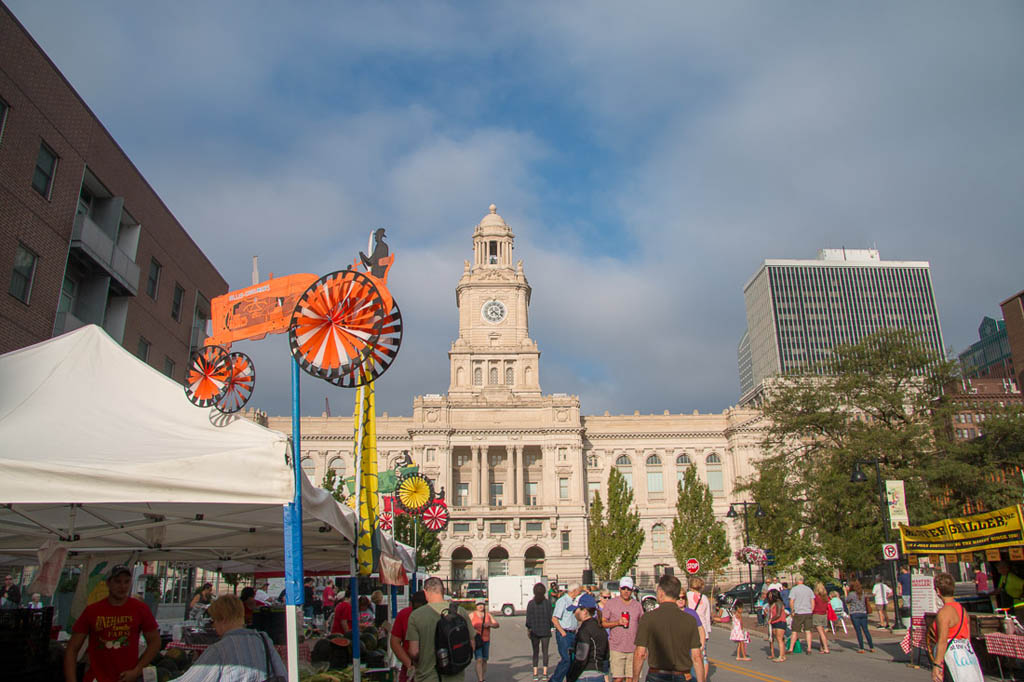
[464,615,1006,682]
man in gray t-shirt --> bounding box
[787,577,815,655]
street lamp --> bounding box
[850,456,904,629]
[728,501,766,584]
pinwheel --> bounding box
[184,345,231,408]
[215,352,255,413]
[420,500,450,532]
[395,472,434,514]
[378,511,394,531]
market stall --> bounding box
[899,504,1024,678]
[0,326,376,678]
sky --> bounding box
[8,1,1024,418]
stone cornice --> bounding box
[585,431,732,440]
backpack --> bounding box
[434,603,473,676]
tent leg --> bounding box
[283,358,304,682]
[285,604,300,681]
[351,554,361,682]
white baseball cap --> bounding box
[619,576,635,590]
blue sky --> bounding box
[8,1,1024,417]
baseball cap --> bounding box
[107,564,132,579]
[619,576,635,590]
[569,593,598,611]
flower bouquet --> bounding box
[735,545,768,566]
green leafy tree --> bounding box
[394,513,440,572]
[939,404,1024,513]
[742,328,960,573]
[321,467,348,503]
[588,468,645,581]
[587,493,609,580]
[220,573,244,595]
[670,467,730,577]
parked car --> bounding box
[714,581,764,609]
[462,580,487,598]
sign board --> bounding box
[899,505,1024,554]
[987,549,1003,561]
[882,543,899,561]
[886,480,910,529]
[911,571,942,619]
[1010,547,1024,561]
[765,550,776,567]
[908,554,919,567]
[685,558,700,574]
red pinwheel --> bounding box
[420,501,449,532]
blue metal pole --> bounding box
[283,359,305,680]
[390,585,398,619]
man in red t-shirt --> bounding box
[64,565,160,682]
[331,588,354,635]
[389,590,427,682]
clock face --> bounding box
[481,300,507,324]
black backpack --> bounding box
[434,603,473,675]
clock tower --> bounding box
[448,205,541,397]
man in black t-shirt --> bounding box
[1,574,20,608]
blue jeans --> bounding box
[549,630,575,682]
[850,613,873,650]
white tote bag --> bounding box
[943,638,983,682]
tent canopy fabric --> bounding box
[0,325,367,572]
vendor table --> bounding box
[167,639,311,664]
[982,632,1024,680]
[900,617,928,654]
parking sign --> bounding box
[882,543,899,561]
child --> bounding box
[730,603,751,661]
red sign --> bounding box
[685,558,700,574]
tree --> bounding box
[742,328,961,574]
[394,513,440,572]
[588,468,645,581]
[321,467,348,503]
[670,467,730,577]
[940,404,1024,513]
[220,573,244,595]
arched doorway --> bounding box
[487,546,509,577]
[524,546,545,576]
[452,547,473,595]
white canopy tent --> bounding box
[0,325,372,571]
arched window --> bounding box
[706,453,724,494]
[474,367,482,386]
[646,454,663,494]
[456,367,465,386]
[489,367,498,384]
[301,458,316,480]
[505,366,514,385]
[328,457,344,474]
[651,523,667,551]
[676,453,690,489]
[615,455,632,489]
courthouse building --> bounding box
[268,206,766,589]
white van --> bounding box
[488,575,546,616]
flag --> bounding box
[354,379,380,576]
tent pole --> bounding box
[351,381,366,682]
[283,359,304,682]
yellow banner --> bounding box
[899,505,1024,554]
[354,380,380,576]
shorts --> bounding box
[610,649,632,677]
[792,613,813,632]
[771,622,787,631]
[812,614,827,628]
[474,641,490,660]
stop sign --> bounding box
[685,558,700,574]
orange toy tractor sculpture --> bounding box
[184,229,402,413]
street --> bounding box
[463,615,1004,682]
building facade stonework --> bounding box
[268,206,766,589]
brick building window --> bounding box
[163,357,175,378]
[146,259,161,299]
[171,283,185,321]
[8,243,37,304]
[32,142,58,197]
[0,97,8,146]
[136,337,150,362]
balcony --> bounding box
[71,213,140,295]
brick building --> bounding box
[1001,290,1024,391]
[0,4,226,374]
[945,377,1022,442]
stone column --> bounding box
[506,446,515,506]
[471,446,481,506]
[477,446,486,505]
[513,445,522,506]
